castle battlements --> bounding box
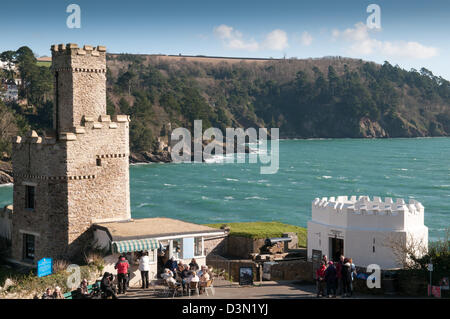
[51,43,106,57]
[12,115,130,146]
[311,195,425,231]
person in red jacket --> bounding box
[316,261,327,297]
[115,255,130,294]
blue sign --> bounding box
[37,258,53,278]
[357,273,369,280]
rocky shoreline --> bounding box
[0,161,13,184]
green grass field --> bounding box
[205,221,307,247]
[36,61,51,67]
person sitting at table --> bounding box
[161,268,177,285]
[180,265,190,294]
[190,271,199,283]
[189,258,199,271]
[198,267,211,293]
[164,256,178,273]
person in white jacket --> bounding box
[139,251,151,289]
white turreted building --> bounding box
[307,196,428,269]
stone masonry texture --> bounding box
[11,43,131,263]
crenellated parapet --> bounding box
[311,195,425,231]
[12,130,56,148]
[13,115,130,147]
[51,43,106,72]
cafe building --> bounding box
[93,217,227,287]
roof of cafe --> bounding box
[93,217,226,241]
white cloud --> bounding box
[300,31,313,46]
[213,24,259,51]
[332,22,438,59]
[263,29,289,50]
[213,25,288,51]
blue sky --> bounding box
[1,0,449,79]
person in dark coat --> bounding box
[180,264,190,294]
[189,258,199,271]
[100,272,118,299]
[164,256,178,273]
[336,255,345,296]
[324,261,337,297]
[341,258,353,297]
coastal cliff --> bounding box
[1,47,450,171]
[105,54,450,145]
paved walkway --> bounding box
[119,279,392,299]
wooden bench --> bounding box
[63,282,100,299]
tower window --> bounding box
[23,233,35,261]
[96,158,102,166]
[25,186,35,209]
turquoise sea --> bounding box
[0,138,449,241]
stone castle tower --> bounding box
[11,43,131,263]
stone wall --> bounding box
[269,260,314,282]
[203,234,228,256]
[226,236,266,259]
[52,44,107,132]
[206,256,259,283]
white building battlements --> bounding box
[311,195,425,231]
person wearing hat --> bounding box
[325,261,337,298]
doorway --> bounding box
[330,237,344,262]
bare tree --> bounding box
[383,233,428,269]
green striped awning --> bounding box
[112,238,159,253]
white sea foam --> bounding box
[225,178,239,182]
[204,153,234,163]
[244,196,268,200]
[322,176,332,179]
[164,183,176,187]
[0,183,12,187]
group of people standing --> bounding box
[316,255,357,298]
